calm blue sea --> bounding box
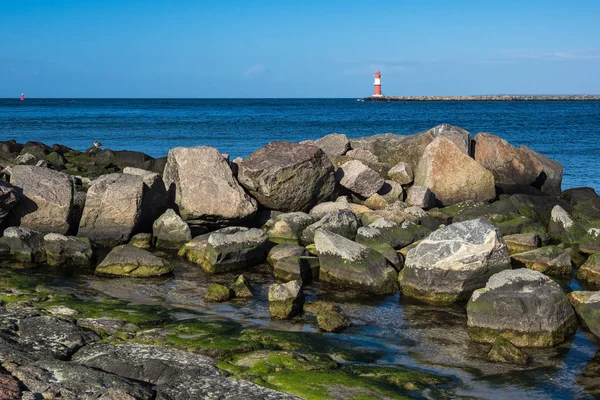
[1,98,599,191]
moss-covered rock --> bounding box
[571,291,600,340]
[95,244,173,277]
[227,275,252,299]
[274,255,319,283]
[578,254,600,286]
[487,337,529,365]
[269,280,304,319]
[129,233,153,249]
[44,233,93,268]
[503,232,541,255]
[263,212,315,245]
[204,283,233,302]
[310,303,351,333]
[467,269,577,347]
[315,229,399,295]
[511,245,572,276]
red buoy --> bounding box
[20,93,25,101]
[373,71,382,97]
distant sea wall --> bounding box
[363,95,600,101]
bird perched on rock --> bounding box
[93,141,103,148]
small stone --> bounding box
[231,275,253,298]
[268,280,304,319]
[335,160,384,198]
[387,162,414,185]
[377,180,404,203]
[152,209,192,250]
[363,193,388,210]
[305,301,351,333]
[503,232,541,255]
[129,233,153,249]
[405,186,436,209]
[204,283,233,302]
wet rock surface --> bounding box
[2,125,600,399]
[467,269,577,347]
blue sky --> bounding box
[1,0,599,97]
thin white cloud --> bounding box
[344,50,600,74]
[243,64,266,77]
[490,49,600,62]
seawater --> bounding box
[1,98,599,191]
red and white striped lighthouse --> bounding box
[373,71,382,97]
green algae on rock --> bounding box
[205,283,233,302]
[511,245,572,276]
[487,337,529,365]
[467,269,577,347]
[96,244,173,277]
[314,229,399,295]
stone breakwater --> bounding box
[364,95,600,101]
[0,124,600,398]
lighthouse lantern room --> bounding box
[373,71,383,97]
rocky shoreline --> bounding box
[363,95,600,101]
[1,124,600,398]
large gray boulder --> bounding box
[163,146,257,225]
[474,133,544,193]
[0,226,46,265]
[335,160,384,198]
[152,208,191,250]
[350,132,431,172]
[414,137,496,206]
[9,165,73,234]
[387,162,413,185]
[44,233,93,268]
[301,209,359,245]
[237,141,335,212]
[314,229,399,294]
[78,173,144,246]
[123,167,168,231]
[314,133,350,156]
[467,269,577,347]
[0,181,18,226]
[399,219,511,304]
[180,227,269,273]
[96,244,173,277]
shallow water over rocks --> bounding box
[3,253,600,399]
